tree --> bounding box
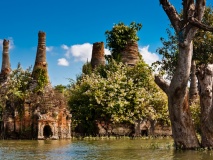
[68,60,168,135]
[105,22,142,61]
[155,0,213,149]
[152,28,178,80]
[0,63,33,137]
[154,7,213,77]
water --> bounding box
[0,138,213,160]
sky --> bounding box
[0,0,211,86]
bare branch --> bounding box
[182,0,195,23]
[160,0,181,32]
[154,75,170,95]
[195,0,206,21]
[189,17,213,32]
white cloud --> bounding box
[61,44,69,50]
[104,48,111,55]
[0,39,3,43]
[139,45,160,66]
[8,37,15,49]
[69,43,92,62]
[46,46,54,52]
[0,37,15,50]
[61,43,111,63]
[57,58,69,66]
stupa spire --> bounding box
[121,40,140,66]
[32,31,49,82]
[0,39,11,81]
[91,42,105,69]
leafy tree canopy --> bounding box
[105,22,142,61]
[68,60,169,134]
[153,6,213,80]
[0,63,33,118]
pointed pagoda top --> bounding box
[32,31,49,82]
[0,39,11,79]
[91,42,105,69]
[121,40,140,66]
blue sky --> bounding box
[0,0,211,86]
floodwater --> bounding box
[0,138,213,160]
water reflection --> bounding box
[172,150,213,160]
[0,138,213,160]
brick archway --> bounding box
[38,122,55,139]
[43,125,53,138]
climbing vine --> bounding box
[68,60,169,134]
[105,22,142,61]
[33,68,48,92]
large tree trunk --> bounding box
[155,42,200,149]
[169,42,199,149]
[197,64,213,148]
[157,0,208,149]
[189,60,198,104]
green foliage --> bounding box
[190,98,201,133]
[153,6,213,79]
[193,6,213,65]
[105,22,142,61]
[82,61,93,75]
[68,60,169,134]
[9,63,32,95]
[33,68,48,92]
[152,29,178,80]
[54,84,66,93]
[1,63,33,119]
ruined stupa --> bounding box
[32,31,49,81]
[91,42,105,69]
[0,39,11,83]
[31,31,71,140]
[1,32,72,140]
[121,40,140,66]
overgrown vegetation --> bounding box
[0,63,54,138]
[153,6,213,79]
[68,60,169,135]
[33,68,49,92]
[105,22,142,61]
[67,22,169,135]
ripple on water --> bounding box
[0,138,213,160]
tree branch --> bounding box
[189,17,213,32]
[154,75,170,95]
[195,0,206,21]
[160,0,181,32]
[182,0,195,23]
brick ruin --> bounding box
[91,42,105,69]
[87,40,171,137]
[32,31,49,81]
[0,35,171,138]
[121,40,140,66]
[0,39,11,83]
[0,32,72,139]
[90,40,140,70]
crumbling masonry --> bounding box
[0,39,10,83]
[91,42,105,70]
[0,32,72,139]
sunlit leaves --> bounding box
[153,6,213,79]
[105,22,142,61]
[68,60,169,131]
[0,63,33,119]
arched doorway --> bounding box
[43,125,53,138]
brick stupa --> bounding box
[91,42,105,69]
[0,39,11,83]
[121,40,140,66]
[32,31,49,82]
[1,32,72,140]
